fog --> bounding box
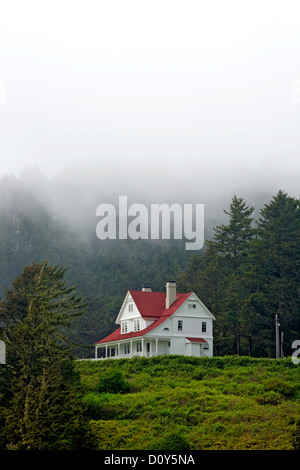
[0,1,299,235]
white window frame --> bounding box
[136,342,142,352]
[178,320,183,331]
[202,321,207,333]
[121,321,128,334]
[124,344,130,355]
[134,319,140,332]
[128,303,133,312]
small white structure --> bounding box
[94,281,215,359]
[0,340,6,364]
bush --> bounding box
[264,378,297,399]
[96,369,130,394]
[150,431,190,450]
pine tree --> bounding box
[251,191,300,356]
[207,196,256,354]
[178,196,255,355]
[0,261,88,450]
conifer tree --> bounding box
[179,196,255,355]
[0,261,88,450]
[250,191,300,356]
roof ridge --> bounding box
[95,292,192,344]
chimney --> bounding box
[142,285,152,292]
[165,281,177,308]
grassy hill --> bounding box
[76,355,300,450]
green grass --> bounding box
[75,355,300,450]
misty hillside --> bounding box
[0,170,191,356]
[0,165,262,298]
[0,169,299,358]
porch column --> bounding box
[118,343,120,358]
[156,337,158,356]
[141,337,144,356]
[105,345,108,358]
[130,340,133,356]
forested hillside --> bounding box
[178,192,300,358]
[0,173,189,357]
[0,172,299,358]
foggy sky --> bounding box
[0,0,299,212]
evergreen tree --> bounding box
[249,191,300,356]
[0,261,88,450]
[179,196,255,355]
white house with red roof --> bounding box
[94,281,215,359]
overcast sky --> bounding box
[0,0,299,203]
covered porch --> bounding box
[95,336,171,359]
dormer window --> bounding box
[121,322,128,334]
[134,319,140,332]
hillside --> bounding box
[76,355,300,450]
[1,173,300,359]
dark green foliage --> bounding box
[0,173,299,359]
[0,261,88,450]
[0,174,188,357]
[291,419,300,450]
[178,191,300,358]
[96,369,130,394]
[151,431,190,450]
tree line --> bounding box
[178,191,300,358]
[0,185,299,449]
[0,172,299,359]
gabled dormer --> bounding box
[115,292,141,335]
[116,286,163,335]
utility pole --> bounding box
[275,314,280,359]
[281,331,284,359]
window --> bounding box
[136,342,142,352]
[124,344,130,355]
[188,303,197,309]
[134,319,140,332]
[202,322,207,333]
[128,304,133,312]
[121,322,128,334]
[178,320,183,331]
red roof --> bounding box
[95,291,192,344]
[128,291,167,318]
[186,337,207,343]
